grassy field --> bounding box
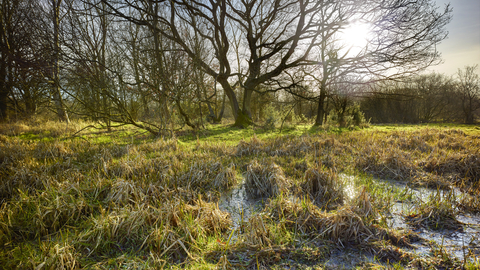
[0,120,479,269]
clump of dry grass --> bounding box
[183,197,232,234]
[177,162,237,192]
[146,227,193,262]
[356,142,416,181]
[235,134,264,156]
[0,119,86,138]
[409,172,451,190]
[37,241,80,270]
[244,159,291,198]
[300,166,344,208]
[0,166,45,203]
[264,190,379,245]
[145,197,231,261]
[105,178,146,206]
[276,135,315,157]
[404,190,462,230]
[457,192,480,214]
[3,181,92,240]
[240,214,274,247]
[423,152,480,187]
[77,205,152,254]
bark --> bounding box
[218,78,239,120]
[175,99,196,129]
[0,7,7,121]
[0,52,7,121]
[52,0,69,123]
[242,88,253,120]
[0,87,8,121]
[315,88,327,126]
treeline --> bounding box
[362,69,480,124]
[2,0,475,133]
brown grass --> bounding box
[244,159,291,198]
[404,190,462,230]
[356,143,416,181]
[235,134,264,157]
[265,189,379,245]
[300,166,345,208]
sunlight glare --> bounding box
[340,21,372,54]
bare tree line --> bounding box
[2,0,477,131]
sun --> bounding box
[340,21,372,53]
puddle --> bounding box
[410,222,480,261]
[342,174,480,262]
[339,173,357,199]
[219,174,480,262]
[324,247,390,269]
[218,181,266,230]
[388,200,480,262]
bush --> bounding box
[263,105,280,130]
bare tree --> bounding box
[97,0,451,128]
[411,73,452,122]
[457,65,480,124]
[98,0,344,127]
[0,0,54,121]
[291,0,451,125]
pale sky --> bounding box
[427,0,480,76]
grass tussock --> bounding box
[177,162,237,192]
[300,166,345,208]
[244,159,291,198]
[457,192,480,214]
[404,190,462,230]
[264,188,378,245]
[423,152,480,188]
[356,143,415,181]
[78,205,152,254]
[235,134,264,157]
[409,172,451,190]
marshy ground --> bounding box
[0,121,479,269]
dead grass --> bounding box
[264,189,379,245]
[404,190,462,230]
[457,192,480,214]
[177,162,237,193]
[409,172,451,190]
[244,159,291,198]
[423,152,480,188]
[300,166,345,208]
[355,141,416,181]
[235,134,264,157]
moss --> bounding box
[233,110,253,128]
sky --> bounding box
[427,0,480,76]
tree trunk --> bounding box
[52,0,69,123]
[218,78,239,120]
[0,55,7,121]
[234,84,253,128]
[218,91,226,121]
[465,111,474,124]
[175,99,196,129]
[315,85,327,126]
[0,87,8,121]
[242,88,253,119]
